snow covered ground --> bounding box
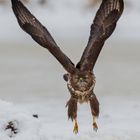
[0,0,140,139]
[0,95,140,140]
[0,41,140,139]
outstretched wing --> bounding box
[11,0,75,74]
[77,0,124,71]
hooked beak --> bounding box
[79,77,84,83]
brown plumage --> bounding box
[11,0,124,133]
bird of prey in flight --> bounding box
[11,0,124,133]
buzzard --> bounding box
[11,0,124,133]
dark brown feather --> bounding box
[89,92,99,117]
[66,98,78,121]
[11,0,75,74]
[78,0,124,71]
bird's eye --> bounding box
[79,77,85,82]
[79,77,83,80]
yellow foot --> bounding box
[93,117,98,132]
[73,119,78,134]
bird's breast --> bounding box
[67,81,94,104]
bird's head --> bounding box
[64,70,95,92]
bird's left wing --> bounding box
[11,0,75,74]
[77,0,124,71]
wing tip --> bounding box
[11,0,18,4]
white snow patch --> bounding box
[0,96,140,140]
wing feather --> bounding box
[11,0,75,73]
[77,0,124,71]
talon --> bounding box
[73,119,78,134]
[93,117,98,132]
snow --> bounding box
[0,42,140,139]
[0,96,140,140]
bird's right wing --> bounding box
[77,0,124,71]
[11,0,75,74]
